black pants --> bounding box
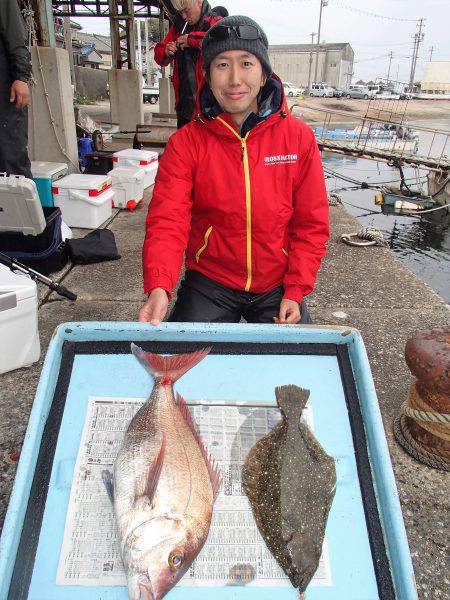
[0,63,32,178]
[169,270,312,324]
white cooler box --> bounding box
[52,174,114,229]
[108,167,145,210]
[112,149,158,189]
[0,264,40,375]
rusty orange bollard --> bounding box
[394,326,450,471]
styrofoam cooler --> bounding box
[112,149,158,189]
[108,167,145,210]
[0,264,40,374]
[52,174,114,229]
[31,161,68,207]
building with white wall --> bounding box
[268,43,354,89]
[421,61,450,93]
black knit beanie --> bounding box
[202,15,273,77]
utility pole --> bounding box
[386,51,393,84]
[429,45,434,61]
[145,18,151,84]
[314,0,328,86]
[307,32,316,90]
[408,18,425,91]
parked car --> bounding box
[309,83,334,97]
[283,82,303,97]
[331,87,344,98]
[345,85,373,99]
[374,90,401,100]
[143,86,159,104]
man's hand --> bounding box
[165,41,177,57]
[138,288,169,326]
[176,34,189,50]
[273,299,301,325]
[10,80,30,109]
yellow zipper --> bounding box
[195,226,213,263]
[282,247,289,257]
[216,116,253,291]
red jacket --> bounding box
[143,79,329,304]
[154,13,221,109]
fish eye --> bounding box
[168,550,184,570]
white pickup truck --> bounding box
[143,86,159,104]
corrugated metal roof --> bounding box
[74,32,112,53]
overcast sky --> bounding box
[74,0,449,85]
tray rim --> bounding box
[0,322,417,599]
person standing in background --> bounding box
[0,0,32,178]
[154,0,221,129]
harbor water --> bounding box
[322,121,450,303]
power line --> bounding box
[323,1,422,22]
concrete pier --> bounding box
[0,190,448,597]
[109,68,144,131]
[28,47,79,173]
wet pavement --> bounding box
[0,169,449,598]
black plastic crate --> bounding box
[0,207,68,275]
[84,151,115,175]
[0,206,61,253]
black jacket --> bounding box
[0,0,31,84]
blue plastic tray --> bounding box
[0,323,417,599]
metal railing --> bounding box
[292,102,449,172]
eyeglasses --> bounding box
[208,25,261,42]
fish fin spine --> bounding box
[275,385,310,419]
[131,343,211,383]
[141,434,166,504]
[175,393,222,501]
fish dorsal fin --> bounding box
[175,393,222,501]
[242,422,283,505]
[135,435,166,505]
[131,344,211,384]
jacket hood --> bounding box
[195,73,289,137]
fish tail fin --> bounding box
[275,385,310,420]
[131,344,211,383]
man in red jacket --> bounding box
[140,15,329,325]
[154,0,220,129]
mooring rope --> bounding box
[394,415,449,472]
[328,192,342,206]
[340,227,389,247]
[394,380,450,471]
[403,381,450,440]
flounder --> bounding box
[243,385,336,592]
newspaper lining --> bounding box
[56,397,332,588]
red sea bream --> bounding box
[103,345,220,600]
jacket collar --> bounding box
[196,73,289,138]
